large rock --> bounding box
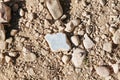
[46,0,63,19]
[45,32,71,52]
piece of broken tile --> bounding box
[83,34,95,49]
[45,32,71,52]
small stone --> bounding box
[99,0,106,6]
[46,0,63,19]
[28,13,35,21]
[71,35,80,46]
[10,29,18,36]
[19,8,25,17]
[117,72,120,80]
[71,48,86,68]
[23,52,36,62]
[111,63,119,74]
[0,24,5,41]
[0,53,4,62]
[60,14,67,20]
[0,41,7,50]
[5,56,11,63]
[62,55,71,64]
[103,42,112,53]
[96,66,110,77]
[45,33,71,52]
[6,37,13,43]
[27,68,35,76]
[65,22,75,32]
[44,19,51,28]
[112,29,120,44]
[71,19,80,27]
[0,3,11,23]
[83,34,95,49]
[109,27,116,34]
[3,0,10,2]
[9,52,18,57]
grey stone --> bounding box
[45,33,70,52]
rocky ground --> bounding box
[0,0,120,80]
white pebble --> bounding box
[0,41,7,50]
[117,72,120,80]
[62,55,70,64]
[10,29,18,36]
[71,19,80,27]
[0,24,5,41]
[112,29,120,44]
[111,63,119,74]
[46,0,63,19]
[9,52,18,57]
[96,66,110,77]
[83,34,95,49]
[27,68,35,76]
[19,8,25,17]
[103,42,112,53]
[23,52,36,62]
[71,48,86,68]
[99,0,106,6]
[65,22,75,32]
[71,35,80,46]
[0,3,11,23]
[6,37,13,43]
[5,56,11,63]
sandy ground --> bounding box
[0,0,120,80]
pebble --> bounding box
[9,52,18,57]
[95,66,110,77]
[103,42,112,53]
[0,24,5,41]
[0,53,4,62]
[111,63,119,74]
[3,0,10,2]
[23,52,36,62]
[45,33,71,52]
[19,8,25,17]
[0,3,11,23]
[28,13,35,21]
[5,56,11,63]
[0,41,7,50]
[117,72,120,80]
[99,0,106,6]
[71,35,80,46]
[46,0,63,19]
[112,29,120,44]
[71,19,80,27]
[109,27,116,34]
[62,55,71,64]
[27,68,35,76]
[65,22,75,32]
[10,29,18,36]
[6,37,13,43]
[71,48,86,68]
[83,34,95,49]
